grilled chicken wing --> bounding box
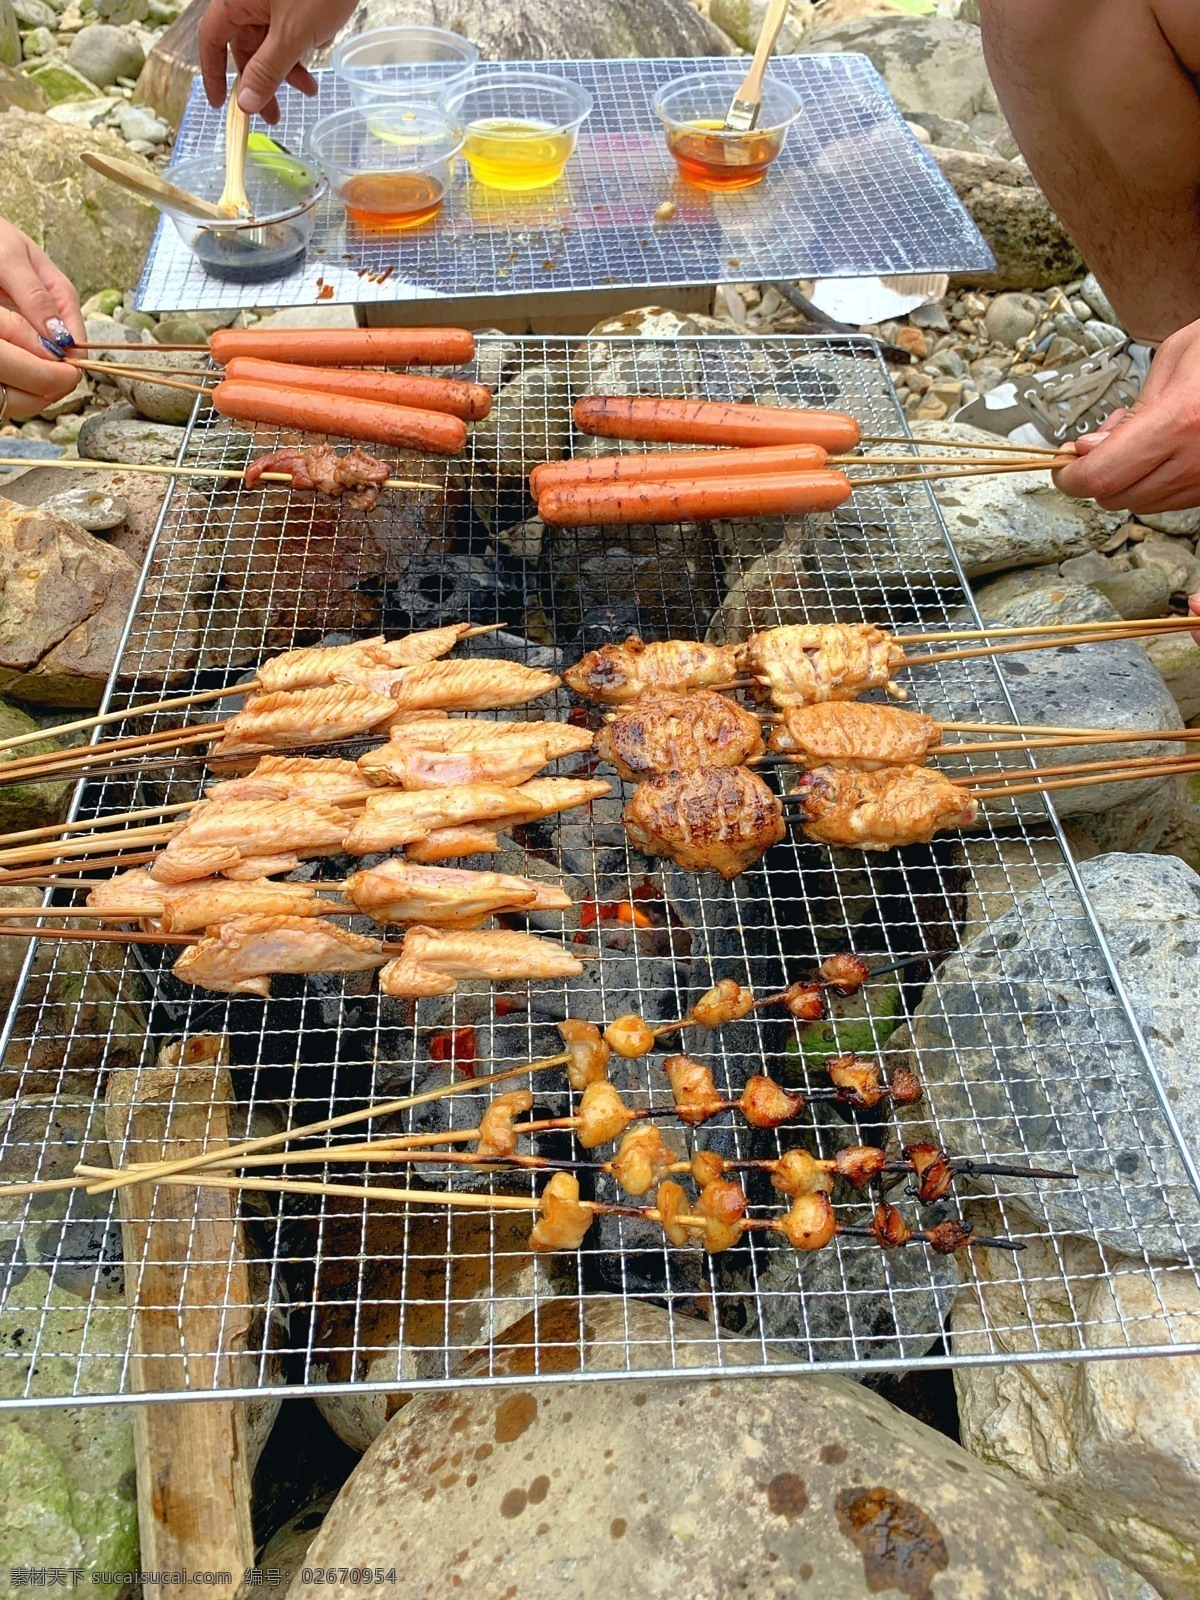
[252,627,471,696]
[215,684,396,758]
[768,702,941,769]
[158,879,343,934]
[151,797,351,884]
[220,854,305,880]
[207,754,376,803]
[406,826,501,863]
[358,721,593,789]
[172,914,384,998]
[740,624,908,706]
[343,784,533,855]
[343,860,570,927]
[85,868,170,927]
[378,925,583,996]
[501,777,611,826]
[596,690,763,780]
[792,763,978,850]
[623,766,785,879]
[564,636,738,705]
[386,659,561,716]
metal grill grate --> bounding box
[135,56,993,313]
[1,335,1198,1412]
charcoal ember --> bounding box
[469,362,570,532]
[572,601,643,653]
[543,532,721,643]
[381,553,529,638]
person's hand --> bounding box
[0,308,81,420]
[1051,319,1200,513]
[0,219,83,349]
[199,0,359,123]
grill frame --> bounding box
[1,333,1198,1413]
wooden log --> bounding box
[134,0,207,128]
[104,1036,256,1600]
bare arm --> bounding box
[978,0,1200,342]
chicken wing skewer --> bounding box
[785,764,980,851]
[169,916,586,999]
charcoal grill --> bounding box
[1,334,1198,1411]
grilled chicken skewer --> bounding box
[171,916,584,999]
[342,860,571,928]
[564,638,740,705]
[786,764,980,851]
[623,766,785,879]
[343,777,610,855]
[86,859,573,932]
[595,690,764,780]
[364,1129,1073,1202]
[358,718,594,789]
[351,1062,923,1166]
[530,1173,1016,1257]
[214,659,562,759]
[378,925,584,997]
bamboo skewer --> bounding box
[961,751,1200,790]
[902,618,1200,646]
[902,623,1199,671]
[860,434,1066,457]
[0,455,440,493]
[0,851,160,884]
[0,626,504,760]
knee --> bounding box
[977,0,1086,55]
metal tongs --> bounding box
[724,0,793,132]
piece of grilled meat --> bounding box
[792,764,978,851]
[596,690,764,781]
[623,766,785,879]
[565,636,739,705]
[769,702,941,769]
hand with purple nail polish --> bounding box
[0,219,84,352]
[0,220,84,419]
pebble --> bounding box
[983,291,1042,345]
[894,325,927,358]
[1080,271,1121,327]
[1069,298,1093,322]
[152,314,207,345]
[1081,319,1126,352]
[113,100,166,142]
[909,300,950,331]
[39,486,129,530]
[0,438,62,466]
[66,20,144,86]
[12,0,58,26]
[1044,335,1084,366]
[21,25,54,55]
[39,372,89,419]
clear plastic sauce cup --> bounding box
[305,105,465,230]
[332,25,478,109]
[162,149,325,280]
[443,72,593,192]
[654,71,803,191]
